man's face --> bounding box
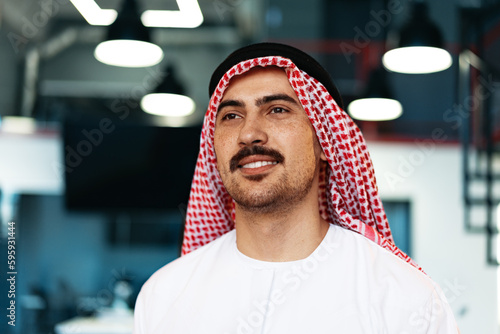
[213,66,326,213]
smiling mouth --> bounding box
[239,160,278,169]
[237,158,279,176]
[229,146,285,173]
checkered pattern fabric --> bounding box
[181,56,422,272]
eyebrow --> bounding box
[217,93,299,113]
[256,94,299,107]
[217,99,245,113]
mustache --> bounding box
[229,146,285,172]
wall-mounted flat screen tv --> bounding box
[63,117,201,212]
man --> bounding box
[134,43,458,333]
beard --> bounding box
[217,144,320,215]
[223,164,317,215]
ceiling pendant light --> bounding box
[94,0,163,67]
[348,68,403,121]
[141,65,196,117]
[382,1,452,74]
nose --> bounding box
[237,115,268,147]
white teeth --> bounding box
[241,161,278,169]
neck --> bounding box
[234,197,330,262]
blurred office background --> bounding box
[0,0,499,332]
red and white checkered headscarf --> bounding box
[182,54,422,272]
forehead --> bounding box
[221,66,297,100]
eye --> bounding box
[270,107,288,114]
[221,113,241,121]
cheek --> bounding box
[284,126,318,163]
[213,127,226,156]
[301,130,324,168]
[302,122,325,162]
[214,135,230,172]
[301,124,319,153]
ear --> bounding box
[320,150,327,162]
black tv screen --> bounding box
[63,118,201,212]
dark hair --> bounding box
[209,42,344,109]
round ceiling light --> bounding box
[348,98,403,121]
[383,46,452,74]
[141,93,196,117]
[94,40,163,68]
